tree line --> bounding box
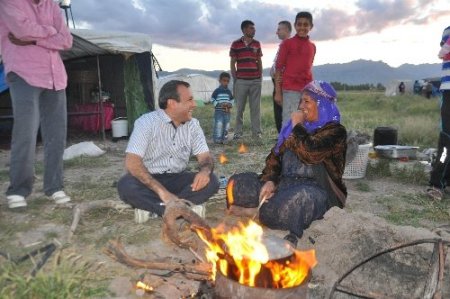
[330,82,385,91]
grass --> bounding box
[0,257,108,299]
[366,159,429,185]
[63,155,110,169]
[195,91,440,148]
[337,92,439,148]
[376,193,450,227]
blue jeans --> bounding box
[213,109,230,143]
[282,90,302,127]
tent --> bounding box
[0,29,159,139]
[156,73,218,104]
[261,76,273,97]
[62,29,158,137]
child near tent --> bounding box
[211,72,234,144]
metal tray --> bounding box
[374,145,419,159]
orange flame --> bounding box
[195,220,316,288]
[226,179,234,207]
[219,153,228,164]
[238,143,248,154]
[136,281,153,292]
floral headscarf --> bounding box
[275,80,340,154]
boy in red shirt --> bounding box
[274,12,316,127]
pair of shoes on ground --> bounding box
[7,190,71,209]
[134,203,206,224]
[426,186,443,201]
[283,232,299,248]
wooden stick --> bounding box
[68,199,131,241]
[189,247,205,263]
[252,195,267,220]
[103,239,211,280]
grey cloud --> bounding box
[69,0,449,49]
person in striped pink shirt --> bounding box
[0,0,73,209]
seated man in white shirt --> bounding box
[117,80,219,221]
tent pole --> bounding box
[96,55,106,142]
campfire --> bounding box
[219,153,228,164]
[238,143,248,154]
[195,220,317,290]
[135,281,153,293]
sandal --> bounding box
[426,187,443,201]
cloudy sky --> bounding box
[69,0,450,71]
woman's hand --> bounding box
[291,109,306,127]
[260,181,276,201]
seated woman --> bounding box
[229,80,347,247]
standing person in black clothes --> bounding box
[426,25,450,200]
[270,20,292,133]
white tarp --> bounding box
[261,76,273,96]
[71,29,152,53]
[156,74,274,105]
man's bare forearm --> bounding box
[197,153,214,175]
[125,154,173,201]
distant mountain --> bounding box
[312,59,441,85]
[158,59,441,86]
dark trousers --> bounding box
[430,90,450,189]
[117,172,219,216]
[272,78,282,133]
[6,72,67,197]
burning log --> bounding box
[103,239,211,280]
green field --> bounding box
[195,91,441,148]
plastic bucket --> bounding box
[111,117,128,138]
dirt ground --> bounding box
[0,137,449,298]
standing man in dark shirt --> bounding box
[230,20,263,141]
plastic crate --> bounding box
[343,143,372,179]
